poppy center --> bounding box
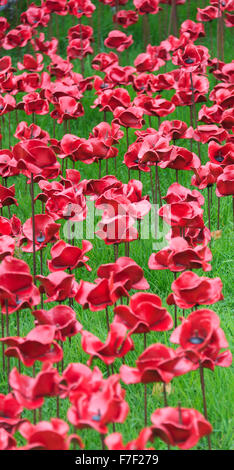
[184,57,195,64]
[37,231,45,243]
[0,105,4,110]
[92,409,101,422]
[100,83,108,89]
[189,330,204,345]
[15,295,21,305]
[78,9,83,13]
[214,152,224,163]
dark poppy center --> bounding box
[78,9,83,13]
[189,330,204,345]
[92,409,101,422]
[214,152,224,163]
[184,57,195,64]
[15,295,21,305]
[100,83,108,89]
[0,105,4,110]
[37,231,45,243]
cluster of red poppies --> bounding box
[0,0,233,452]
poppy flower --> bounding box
[97,257,150,292]
[32,305,82,342]
[162,182,204,206]
[48,239,92,272]
[172,43,209,72]
[150,407,212,449]
[45,187,87,222]
[158,120,193,141]
[51,96,84,124]
[21,214,60,253]
[137,133,172,165]
[167,271,224,309]
[0,392,23,433]
[81,322,134,366]
[67,0,96,17]
[0,256,40,314]
[31,33,58,56]
[124,141,150,172]
[3,26,32,50]
[159,201,204,229]
[208,141,234,166]
[134,47,165,73]
[44,0,68,15]
[149,237,212,273]
[0,215,21,237]
[0,429,16,450]
[168,226,211,248]
[67,374,129,434]
[133,0,159,14]
[20,92,49,116]
[0,94,16,115]
[104,31,133,52]
[17,54,44,72]
[9,364,60,410]
[179,20,205,41]
[105,428,153,450]
[114,292,173,334]
[193,125,229,144]
[14,122,50,142]
[216,165,234,197]
[198,104,223,124]
[37,270,78,303]
[68,23,93,41]
[92,52,119,72]
[60,134,94,164]
[159,146,200,171]
[47,54,73,79]
[196,6,219,22]
[13,139,60,178]
[120,343,195,385]
[18,418,83,450]
[170,309,232,370]
[67,38,93,60]
[0,325,63,367]
[21,4,50,28]
[0,55,12,74]
[59,362,103,400]
[134,95,176,118]
[0,235,15,260]
[90,121,124,146]
[113,106,145,129]
[0,184,18,208]
[191,162,223,190]
[113,10,139,28]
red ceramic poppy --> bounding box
[48,239,92,272]
[191,162,223,189]
[113,9,139,28]
[124,141,150,172]
[0,428,16,450]
[159,146,200,171]
[3,26,32,50]
[0,55,12,74]
[216,165,234,196]
[196,6,219,22]
[21,214,60,253]
[0,392,23,433]
[68,23,93,41]
[162,182,204,206]
[134,95,175,118]
[9,364,60,409]
[21,3,50,28]
[14,122,50,142]
[31,33,58,56]
[0,184,18,208]
[158,120,193,141]
[32,305,82,342]
[208,141,234,166]
[193,125,229,144]
[91,52,119,72]
[133,0,159,14]
[0,325,63,367]
[105,428,153,450]
[13,139,60,178]
[167,271,224,309]
[45,187,87,221]
[59,362,103,400]
[150,406,212,449]
[179,20,205,41]
[0,256,40,314]
[149,236,212,272]
[17,54,44,72]
[0,235,15,260]
[198,104,223,124]
[0,94,16,115]
[44,0,67,15]
[67,38,93,60]
[120,343,194,384]
[51,96,84,124]
[81,322,134,365]
[36,270,78,303]
[104,30,133,52]
[113,106,145,129]
[172,43,209,72]
[114,292,173,334]
[159,201,204,229]
[67,0,96,17]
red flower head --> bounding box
[150,406,212,449]
[170,309,232,370]
[120,343,194,384]
[149,236,212,273]
[0,94,16,115]
[216,165,234,196]
[67,373,129,434]
[3,26,32,50]
[51,96,84,124]
[105,429,153,450]
[0,235,15,260]
[20,92,49,116]
[93,88,131,113]
[113,106,145,129]
[14,122,50,142]
[0,325,63,367]
[0,392,23,433]
[168,226,211,248]
[47,54,73,79]
[21,4,50,28]
[48,239,92,272]
[0,17,9,40]
[81,322,134,366]
[0,256,40,314]
[208,141,234,167]
[32,305,82,342]
[0,183,18,208]
[17,54,44,72]
[0,429,16,450]
[114,292,173,334]
[59,362,103,400]
[196,6,219,22]
[44,0,68,15]
[167,271,224,309]
[191,162,223,189]
[13,139,60,178]
[193,125,228,144]
[104,30,133,52]
[31,33,58,56]
[45,186,87,221]
[67,38,93,60]
[133,0,159,15]
[113,10,139,28]
[137,133,171,165]
[134,95,175,118]
[36,270,78,302]
[9,364,60,410]
[159,201,204,228]
[172,43,209,72]
[68,23,93,41]
[21,214,60,252]
[18,418,83,450]
[158,120,193,141]
[0,56,12,74]
[92,52,119,72]
[162,182,204,206]
[179,20,205,41]
[159,146,200,171]
[67,0,96,17]
[198,104,223,124]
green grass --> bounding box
[0,0,234,450]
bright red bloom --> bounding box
[0,256,40,314]
[0,94,16,115]
[45,186,87,221]
[37,270,78,303]
[31,33,58,56]
[198,104,223,124]
[114,292,173,334]
[133,0,159,15]
[104,30,133,52]
[0,184,18,208]
[32,305,82,342]
[158,120,193,141]
[149,236,212,273]
[21,4,50,28]
[14,122,50,142]
[0,325,63,367]
[48,239,92,272]
[81,322,134,365]
[20,92,49,116]
[0,235,15,260]
[59,362,103,400]
[172,43,209,72]
[167,271,224,309]
[191,162,223,189]
[159,201,204,229]
[216,165,234,196]
[67,0,96,17]
[13,139,60,178]
[0,428,16,450]
[21,214,60,253]
[92,52,119,72]
[150,407,212,449]
[67,374,129,434]
[9,365,60,410]
[67,38,93,60]
[18,54,44,72]
[0,393,23,433]
[113,106,145,129]
[134,95,175,118]
[208,141,234,166]
[196,6,219,22]
[170,309,232,370]
[51,96,84,124]
[0,55,12,74]
[18,418,83,450]
[44,0,67,15]
[68,23,93,41]
[162,182,204,206]
[105,429,153,450]
[179,20,205,41]
[120,343,194,384]
[168,226,211,248]
[113,10,139,28]
[193,125,229,144]
[3,26,32,50]
[159,146,200,171]
[0,17,9,41]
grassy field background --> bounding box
[0,0,233,450]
